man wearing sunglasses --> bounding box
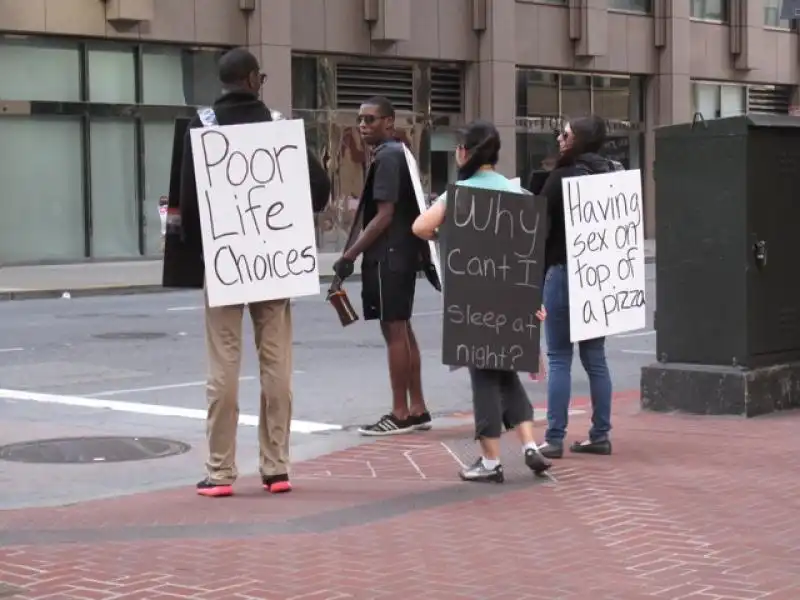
[175,47,331,498]
[333,96,432,436]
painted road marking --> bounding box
[0,347,23,353]
[86,377,257,397]
[0,388,342,434]
[86,373,307,398]
[620,349,655,355]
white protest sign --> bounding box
[402,145,442,284]
[190,119,320,307]
[510,177,532,194]
[561,169,646,341]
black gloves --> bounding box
[333,257,355,280]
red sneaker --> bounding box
[262,473,292,494]
[196,478,233,497]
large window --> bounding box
[515,68,644,184]
[292,55,465,254]
[691,82,746,120]
[143,121,176,256]
[537,0,651,11]
[517,70,559,117]
[292,55,319,110]
[0,117,85,262]
[0,36,225,263]
[593,76,631,121]
[87,45,136,104]
[0,38,81,102]
[142,47,225,106]
[516,69,642,122]
[90,120,139,258]
[691,0,727,21]
[765,0,792,27]
[561,74,592,119]
[609,0,652,13]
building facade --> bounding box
[0,0,796,263]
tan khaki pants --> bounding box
[204,295,293,484]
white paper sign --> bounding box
[510,177,532,194]
[402,145,442,284]
[190,119,320,307]
[561,169,646,341]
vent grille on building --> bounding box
[748,85,791,115]
[335,63,414,111]
[430,66,463,113]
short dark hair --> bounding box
[362,96,395,119]
[218,48,260,85]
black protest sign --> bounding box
[442,184,546,372]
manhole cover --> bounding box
[0,436,191,464]
[93,332,166,340]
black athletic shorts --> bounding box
[361,261,417,322]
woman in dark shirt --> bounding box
[529,115,619,460]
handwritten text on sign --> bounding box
[190,119,320,307]
[442,185,546,372]
[561,169,646,341]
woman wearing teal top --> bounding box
[412,120,551,483]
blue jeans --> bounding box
[543,265,612,445]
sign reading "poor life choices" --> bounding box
[190,119,320,307]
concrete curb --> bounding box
[0,256,654,302]
[0,274,363,302]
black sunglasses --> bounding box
[357,114,386,125]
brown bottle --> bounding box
[327,278,359,327]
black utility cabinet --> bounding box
[641,114,800,417]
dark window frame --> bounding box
[690,0,729,22]
[609,0,653,14]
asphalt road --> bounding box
[0,266,656,508]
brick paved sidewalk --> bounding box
[1,404,798,600]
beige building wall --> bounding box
[1,0,798,243]
[3,0,796,88]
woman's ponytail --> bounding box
[456,120,501,181]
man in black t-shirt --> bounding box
[333,96,432,436]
